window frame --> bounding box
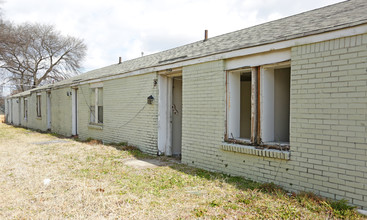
[225,62,290,151]
[260,65,291,146]
[89,84,103,125]
[24,98,28,121]
[36,93,41,118]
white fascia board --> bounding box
[90,82,103,88]
[225,49,291,70]
[65,24,367,87]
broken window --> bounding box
[227,63,290,149]
[90,87,103,124]
[36,94,41,117]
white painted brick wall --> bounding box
[181,60,226,171]
[181,34,367,208]
[27,91,48,131]
[51,87,73,136]
[291,33,367,208]
[77,72,158,154]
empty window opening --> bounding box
[261,67,290,144]
[240,72,252,139]
[227,69,253,142]
[227,62,290,150]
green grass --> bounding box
[69,142,363,219]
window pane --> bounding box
[24,100,28,118]
[37,95,41,117]
[90,105,95,123]
[98,88,103,106]
[98,106,103,123]
[90,88,95,106]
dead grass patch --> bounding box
[0,122,364,219]
[85,138,103,145]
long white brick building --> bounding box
[5,0,367,208]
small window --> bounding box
[36,94,41,117]
[90,87,103,124]
[24,99,28,120]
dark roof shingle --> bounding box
[18,0,367,89]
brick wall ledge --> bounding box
[221,142,290,160]
[88,123,103,130]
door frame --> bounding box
[158,70,182,156]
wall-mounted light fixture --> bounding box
[147,95,154,104]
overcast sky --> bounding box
[2,0,344,73]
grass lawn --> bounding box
[0,115,364,219]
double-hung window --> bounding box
[226,62,290,149]
[90,86,103,124]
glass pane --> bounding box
[98,88,103,105]
[90,106,95,123]
[90,88,95,106]
[24,100,28,118]
[98,106,103,123]
[37,95,41,117]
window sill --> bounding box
[88,123,103,130]
[36,117,42,120]
[221,142,290,160]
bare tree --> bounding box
[0,23,87,92]
[0,1,5,53]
